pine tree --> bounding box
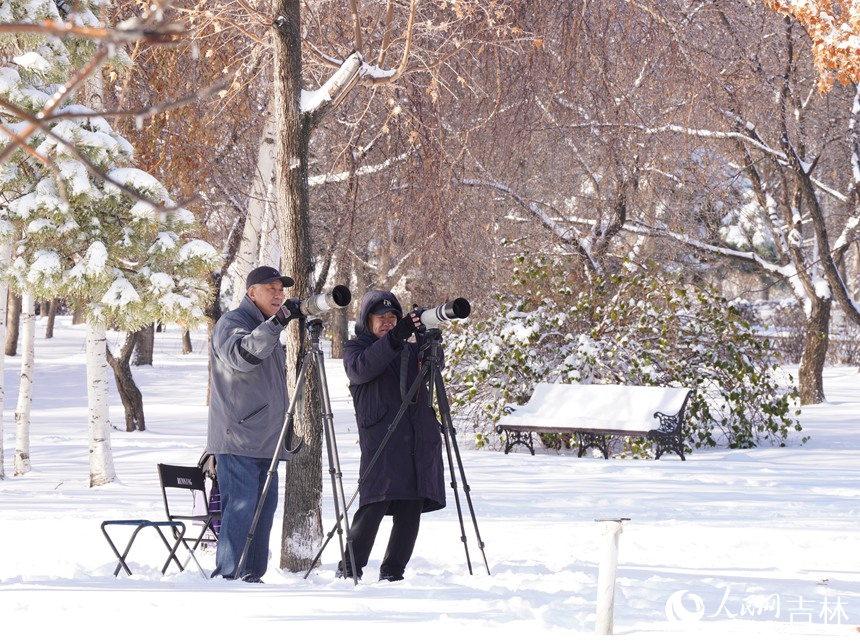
[0,0,218,485]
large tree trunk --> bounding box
[87,323,116,487]
[45,299,58,339]
[5,291,19,356]
[797,295,831,405]
[106,333,146,432]
[13,292,34,476]
[133,323,154,366]
[273,0,324,573]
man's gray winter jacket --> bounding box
[206,295,290,460]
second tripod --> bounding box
[306,325,490,580]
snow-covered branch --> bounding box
[1,105,196,217]
[308,152,411,187]
[301,52,364,123]
[0,48,107,167]
[550,101,851,205]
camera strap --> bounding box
[399,347,422,405]
[399,348,409,401]
[294,316,306,375]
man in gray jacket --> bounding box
[207,265,301,582]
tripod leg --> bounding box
[433,359,491,575]
[302,485,359,579]
[306,358,433,580]
[312,344,359,585]
[234,352,310,579]
[438,400,473,574]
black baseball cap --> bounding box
[369,298,401,316]
[245,266,295,290]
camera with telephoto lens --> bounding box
[416,298,471,329]
[299,285,351,316]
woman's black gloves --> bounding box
[391,312,419,341]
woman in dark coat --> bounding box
[340,289,446,582]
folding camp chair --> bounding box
[157,463,221,575]
[101,518,187,577]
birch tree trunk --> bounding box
[0,241,8,479]
[14,292,35,476]
[229,110,281,309]
[273,0,323,572]
[81,67,119,478]
[86,323,116,486]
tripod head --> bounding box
[305,316,324,335]
[420,326,443,341]
[416,327,443,361]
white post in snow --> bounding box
[595,518,629,635]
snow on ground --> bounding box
[1,317,859,642]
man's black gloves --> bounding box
[271,298,303,326]
[390,312,418,342]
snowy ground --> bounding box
[1,317,859,642]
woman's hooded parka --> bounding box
[343,290,446,514]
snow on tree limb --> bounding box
[301,51,363,119]
[298,0,419,122]
[308,151,410,187]
[0,17,188,45]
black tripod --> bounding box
[305,326,489,579]
[236,317,356,583]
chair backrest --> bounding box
[157,463,210,523]
[158,463,206,492]
[156,463,219,562]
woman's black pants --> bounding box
[343,498,423,580]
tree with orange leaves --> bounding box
[764,0,860,90]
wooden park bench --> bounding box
[495,383,693,460]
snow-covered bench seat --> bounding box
[495,383,693,460]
